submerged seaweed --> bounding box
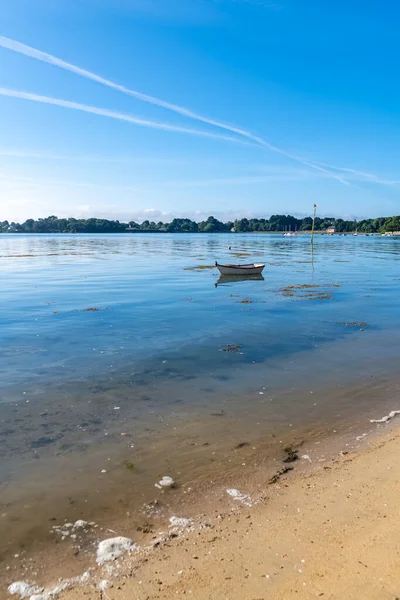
[184,265,215,271]
[278,282,340,301]
[337,321,369,328]
[283,445,299,463]
[219,344,243,353]
[268,466,294,484]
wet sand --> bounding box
[42,420,400,600]
[4,406,400,599]
[2,367,399,566]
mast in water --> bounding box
[311,204,317,243]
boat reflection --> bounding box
[215,273,265,287]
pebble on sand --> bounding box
[73,520,88,529]
[156,476,175,488]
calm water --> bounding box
[1,233,400,560]
[1,233,399,386]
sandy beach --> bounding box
[3,0,400,593]
[8,419,398,600]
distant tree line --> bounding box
[1,214,400,234]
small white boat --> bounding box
[215,261,265,275]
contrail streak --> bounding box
[0,87,247,144]
[312,161,400,185]
[0,35,349,185]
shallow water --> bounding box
[1,233,400,562]
[2,232,399,389]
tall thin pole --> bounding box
[311,203,317,243]
[311,204,317,275]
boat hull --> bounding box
[216,263,265,275]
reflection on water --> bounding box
[1,233,400,560]
[215,273,265,286]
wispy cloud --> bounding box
[0,35,349,185]
[0,149,66,159]
[0,149,251,166]
[0,173,143,191]
[0,149,178,163]
[0,87,248,144]
[0,167,321,192]
[161,171,323,187]
[3,145,397,189]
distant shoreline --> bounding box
[2,214,399,234]
[0,230,389,235]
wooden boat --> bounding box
[215,261,265,275]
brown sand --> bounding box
[55,425,400,600]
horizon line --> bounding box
[1,213,392,225]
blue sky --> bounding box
[1,0,400,222]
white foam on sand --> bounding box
[168,516,192,533]
[97,580,112,591]
[370,410,400,424]
[8,582,43,598]
[9,572,90,600]
[226,488,252,506]
[96,536,136,565]
[302,454,312,462]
